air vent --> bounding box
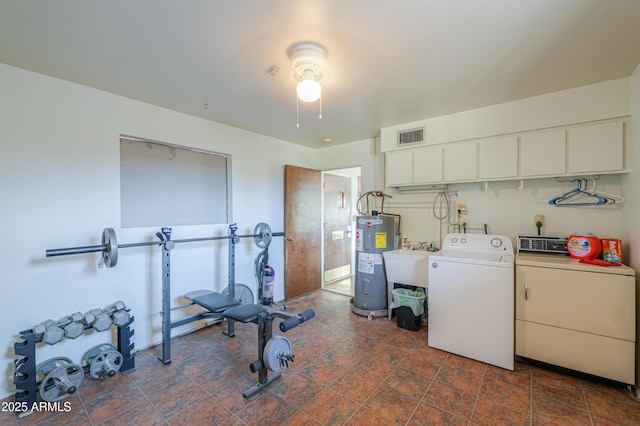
[397,127,425,147]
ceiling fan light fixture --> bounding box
[288,41,328,126]
[296,72,322,102]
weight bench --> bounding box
[192,291,315,398]
[182,289,241,336]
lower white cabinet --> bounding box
[515,263,635,383]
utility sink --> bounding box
[383,249,431,320]
[383,249,430,286]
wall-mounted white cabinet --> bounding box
[385,149,413,186]
[520,129,566,177]
[385,118,626,188]
[443,141,477,182]
[413,145,443,183]
[478,136,518,179]
[385,145,442,186]
[567,120,625,174]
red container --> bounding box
[601,239,622,263]
[567,234,602,259]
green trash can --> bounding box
[390,288,426,331]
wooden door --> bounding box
[323,173,352,282]
[284,165,322,299]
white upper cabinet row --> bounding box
[385,119,626,187]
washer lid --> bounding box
[431,250,515,267]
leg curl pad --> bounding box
[279,309,315,332]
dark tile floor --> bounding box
[4,290,640,425]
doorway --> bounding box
[284,165,323,299]
[322,167,361,295]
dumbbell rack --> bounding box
[12,314,135,418]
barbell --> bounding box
[46,223,282,268]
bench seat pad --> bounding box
[223,304,268,323]
[192,292,241,312]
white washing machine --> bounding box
[428,233,515,370]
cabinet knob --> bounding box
[524,284,529,300]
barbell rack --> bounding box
[45,223,283,364]
[46,223,283,266]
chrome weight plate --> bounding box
[82,343,117,367]
[102,228,118,268]
[263,336,292,373]
[39,363,84,402]
[89,349,123,379]
[36,356,74,383]
[253,223,272,249]
[222,283,254,305]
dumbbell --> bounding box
[104,301,130,327]
[33,319,56,340]
[105,301,126,313]
[57,312,85,339]
[33,319,64,345]
[83,308,113,332]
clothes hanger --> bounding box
[548,179,609,206]
[581,178,624,204]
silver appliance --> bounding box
[517,235,568,255]
[351,214,396,317]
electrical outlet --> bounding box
[457,204,467,215]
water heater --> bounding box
[351,214,396,316]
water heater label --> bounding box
[358,252,375,274]
[355,229,363,251]
[376,232,387,248]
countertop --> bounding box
[516,253,635,276]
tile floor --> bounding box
[323,277,353,296]
[3,290,640,425]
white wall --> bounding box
[316,138,380,192]
[0,64,316,398]
[622,64,640,393]
[380,77,631,151]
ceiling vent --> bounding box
[397,127,425,147]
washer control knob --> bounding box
[451,238,457,243]
[491,237,503,248]
[461,238,467,244]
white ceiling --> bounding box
[1,1,639,148]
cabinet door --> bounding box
[413,145,443,183]
[520,129,566,177]
[516,266,635,340]
[385,150,413,186]
[568,121,624,174]
[516,320,635,383]
[443,141,477,182]
[478,135,518,179]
